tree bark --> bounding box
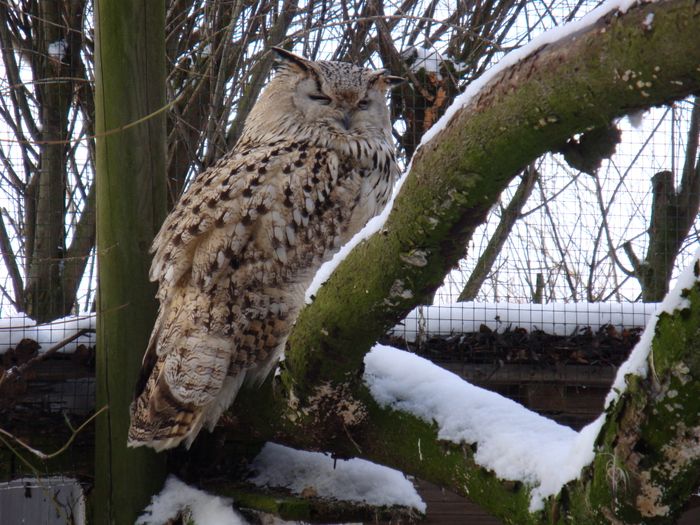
[93,1,168,524]
[625,97,700,302]
[210,1,700,523]
[458,165,538,302]
[24,1,71,322]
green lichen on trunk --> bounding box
[285,0,700,404]
[208,481,422,523]
[222,2,700,523]
[554,276,700,524]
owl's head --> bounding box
[240,48,403,147]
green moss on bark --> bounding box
[223,3,700,524]
[285,0,700,406]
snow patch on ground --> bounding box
[249,442,426,512]
[137,475,245,525]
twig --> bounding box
[0,405,108,461]
[0,327,94,390]
[458,165,538,302]
[342,423,363,454]
[0,209,24,307]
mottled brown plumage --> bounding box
[128,48,402,451]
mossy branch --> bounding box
[218,2,700,523]
[205,481,422,523]
[283,0,700,399]
[227,258,700,524]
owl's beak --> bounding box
[338,113,352,131]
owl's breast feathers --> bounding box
[128,136,397,450]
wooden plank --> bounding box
[414,479,503,524]
[436,362,616,387]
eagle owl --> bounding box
[128,48,403,451]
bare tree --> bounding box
[622,98,700,301]
[0,1,95,321]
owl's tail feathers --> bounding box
[127,364,201,452]
[127,336,234,452]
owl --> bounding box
[128,48,403,451]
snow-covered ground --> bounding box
[249,442,426,512]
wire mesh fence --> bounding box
[0,1,697,319]
[0,0,698,521]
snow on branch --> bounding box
[0,314,95,354]
[365,247,700,512]
[137,476,245,525]
[365,343,603,511]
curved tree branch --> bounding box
[215,1,700,523]
[285,0,700,397]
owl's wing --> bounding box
[130,141,349,450]
[150,146,277,303]
[130,146,283,449]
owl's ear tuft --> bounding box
[384,75,406,87]
[369,70,406,90]
[270,46,315,74]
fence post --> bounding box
[93,1,168,523]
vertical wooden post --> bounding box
[94,1,167,523]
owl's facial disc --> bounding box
[291,76,390,137]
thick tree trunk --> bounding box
[24,1,71,322]
[625,98,700,302]
[93,2,168,524]
[210,1,700,523]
